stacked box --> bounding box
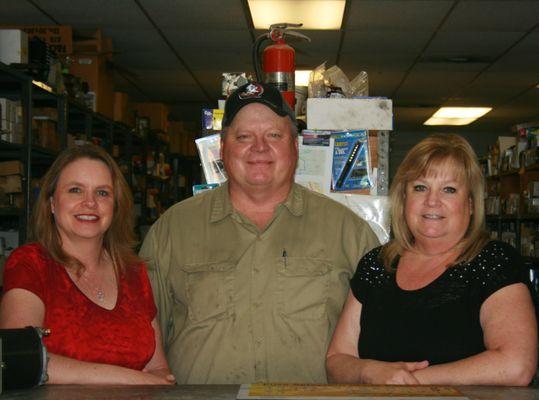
[1,25,73,57]
[68,30,115,118]
[0,175,22,193]
[132,102,169,132]
[69,53,114,118]
[169,121,198,156]
[0,98,22,143]
[0,29,28,64]
[113,92,131,125]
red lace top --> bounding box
[3,243,157,370]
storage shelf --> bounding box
[0,62,153,244]
[0,208,24,216]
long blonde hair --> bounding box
[381,134,489,270]
[32,144,140,276]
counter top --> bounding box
[1,384,538,399]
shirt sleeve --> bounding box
[139,216,173,345]
[350,246,383,304]
[478,240,528,302]
[3,244,47,301]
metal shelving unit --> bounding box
[0,62,139,247]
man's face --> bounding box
[222,103,298,195]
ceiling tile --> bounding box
[346,0,454,31]
[424,31,523,59]
[139,0,249,30]
[32,0,147,28]
[0,0,53,24]
[442,1,539,32]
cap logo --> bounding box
[238,83,264,99]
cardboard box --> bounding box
[0,175,22,193]
[0,29,28,64]
[113,92,130,125]
[307,98,393,131]
[0,98,17,133]
[69,54,114,118]
[132,102,169,132]
[497,136,515,153]
[73,28,104,54]
[168,121,184,154]
[0,160,23,176]
[2,25,72,56]
[169,121,199,155]
[33,107,58,121]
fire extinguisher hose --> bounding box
[252,33,269,83]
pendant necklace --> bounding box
[79,271,106,303]
[95,287,105,302]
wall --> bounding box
[389,130,505,181]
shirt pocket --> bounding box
[181,262,236,323]
[275,257,332,320]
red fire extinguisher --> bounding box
[253,23,310,110]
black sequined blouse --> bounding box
[350,240,528,365]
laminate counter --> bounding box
[1,384,538,399]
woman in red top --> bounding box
[0,144,174,385]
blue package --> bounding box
[332,131,372,191]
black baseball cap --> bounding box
[222,82,296,127]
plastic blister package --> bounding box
[308,62,327,98]
[195,134,227,184]
[350,71,369,97]
[331,131,372,192]
[308,63,370,98]
[327,193,390,244]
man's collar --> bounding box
[210,182,234,222]
[209,182,305,223]
[281,183,304,217]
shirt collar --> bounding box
[210,182,305,223]
[281,183,304,217]
[210,182,234,223]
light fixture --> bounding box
[424,107,492,126]
[295,70,312,86]
[32,80,53,93]
[248,0,346,30]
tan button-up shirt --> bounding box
[140,183,379,384]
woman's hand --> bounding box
[360,360,429,384]
[142,367,176,384]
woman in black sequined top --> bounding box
[326,134,537,386]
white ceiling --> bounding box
[1,0,538,134]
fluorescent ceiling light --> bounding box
[248,0,345,30]
[295,70,312,86]
[424,107,492,126]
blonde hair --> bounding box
[32,144,140,276]
[381,134,489,270]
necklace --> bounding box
[96,287,105,302]
[78,271,106,303]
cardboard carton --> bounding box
[307,98,393,131]
[0,175,22,193]
[1,25,72,56]
[0,29,28,64]
[132,102,169,132]
[0,161,23,176]
[113,92,130,125]
[69,54,114,118]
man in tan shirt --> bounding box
[140,82,379,384]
